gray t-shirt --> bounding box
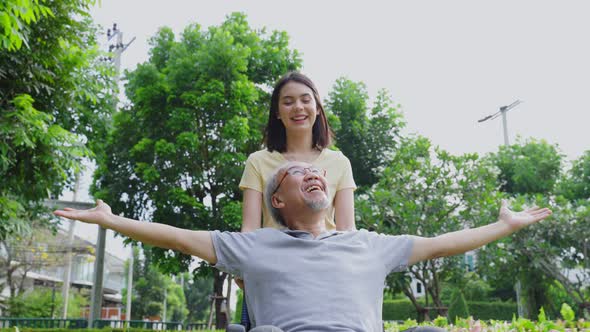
[211,228,413,332]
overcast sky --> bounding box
[90,0,590,163]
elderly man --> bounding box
[54,161,552,332]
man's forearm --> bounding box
[102,214,183,251]
[410,221,515,264]
[101,214,217,263]
[432,221,513,258]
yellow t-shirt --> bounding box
[239,148,357,229]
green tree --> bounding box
[559,150,590,201]
[357,136,499,317]
[123,246,166,320]
[479,139,564,318]
[492,138,562,194]
[517,197,590,318]
[0,0,117,239]
[0,0,52,51]
[184,273,213,323]
[165,276,188,322]
[93,13,301,328]
[7,287,88,318]
[325,78,405,189]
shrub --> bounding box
[447,289,469,323]
[383,298,517,321]
[468,301,517,320]
[382,299,418,321]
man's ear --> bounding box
[271,193,285,209]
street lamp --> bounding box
[478,100,523,146]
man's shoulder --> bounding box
[346,229,411,241]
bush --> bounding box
[447,290,469,323]
[7,288,88,318]
[382,299,418,321]
[383,298,516,321]
[468,301,517,320]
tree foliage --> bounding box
[183,272,213,323]
[325,78,405,189]
[559,151,590,201]
[93,13,301,327]
[357,135,499,316]
[0,0,116,239]
[123,246,188,321]
[478,143,590,318]
[0,0,53,51]
[492,138,562,195]
[8,287,88,318]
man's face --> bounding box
[273,162,330,212]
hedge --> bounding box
[383,299,517,321]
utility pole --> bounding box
[478,99,527,317]
[478,100,523,146]
[126,245,133,323]
[61,219,76,319]
[89,23,135,328]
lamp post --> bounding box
[478,100,523,146]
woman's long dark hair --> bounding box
[264,72,333,152]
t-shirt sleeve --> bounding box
[210,230,257,278]
[368,232,414,273]
[337,154,357,191]
[239,154,263,192]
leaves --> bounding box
[326,78,405,189]
[0,0,116,239]
[93,13,301,274]
[358,135,500,314]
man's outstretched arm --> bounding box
[54,200,217,264]
[408,201,552,265]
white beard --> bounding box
[304,187,330,211]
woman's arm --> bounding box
[242,188,263,232]
[334,188,355,231]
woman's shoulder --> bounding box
[321,148,349,162]
[247,149,280,161]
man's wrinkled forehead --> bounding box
[280,161,312,173]
[272,161,312,189]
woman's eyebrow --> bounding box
[281,93,312,99]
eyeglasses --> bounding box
[272,166,326,195]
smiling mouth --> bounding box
[291,115,308,121]
[306,185,322,193]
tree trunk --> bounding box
[213,270,228,329]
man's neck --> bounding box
[287,216,326,238]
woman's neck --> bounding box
[285,131,314,154]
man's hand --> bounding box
[498,200,552,231]
[54,199,112,225]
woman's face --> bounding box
[277,81,318,134]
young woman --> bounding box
[240,72,356,232]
